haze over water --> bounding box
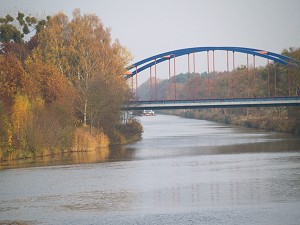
[1,114,300,224]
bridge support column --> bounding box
[233,51,236,98]
[155,59,157,100]
[135,67,138,100]
[274,63,277,96]
[227,51,230,98]
[150,66,153,101]
[247,54,250,97]
[131,75,134,97]
[213,50,216,98]
[268,59,270,96]
[168,59,171,100]
[253,55,256,98]
[193,53,196,99]
[173,54,177,100]
[188,54,191,99]
[207,51,210,98]
[288,66,291,96]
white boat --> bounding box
[142,110,155,116]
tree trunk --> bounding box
[83,99,87,127]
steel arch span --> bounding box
[125,46,298,79]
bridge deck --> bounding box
[124,97,300,110]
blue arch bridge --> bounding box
[123,46,300,110]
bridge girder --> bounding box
[124,97,300,110]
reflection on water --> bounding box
[0,146,127,170]
[1,138,299,170]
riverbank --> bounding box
[163,107,300,135]
[0,119,143,162]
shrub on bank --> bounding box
[115,119,143,144]
[73,128,110,152]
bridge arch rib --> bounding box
[125,46,297,79]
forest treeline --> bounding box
[0,10,143,161]
[138,48,300,134]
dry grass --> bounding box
[73,128,109,152]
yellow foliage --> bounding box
[7,128,13,146]
[25,56,72,104]
[96,132,110,148]
[11,95,31,137]
[0,53,29,104]
[73,128,110,152]
[32,97,45,110]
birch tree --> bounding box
[36,9,132,130]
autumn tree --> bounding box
[0,53,34,105]
[11,95,31,147]
[25,55,74,104]
[35,12,69,75]
[0,9,141,160]
[37,9,132,131]
[23,55,76,153]
[0,99,12,157]
[87,75,130,136]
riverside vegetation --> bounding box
[138,48,300,134]
[0,10,143,161]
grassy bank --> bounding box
[165,107,300,135]
[0,119,143,162]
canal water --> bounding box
[0,115,300,224]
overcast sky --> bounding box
[1,0,300,78]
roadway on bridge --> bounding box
[124,96,300,110]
